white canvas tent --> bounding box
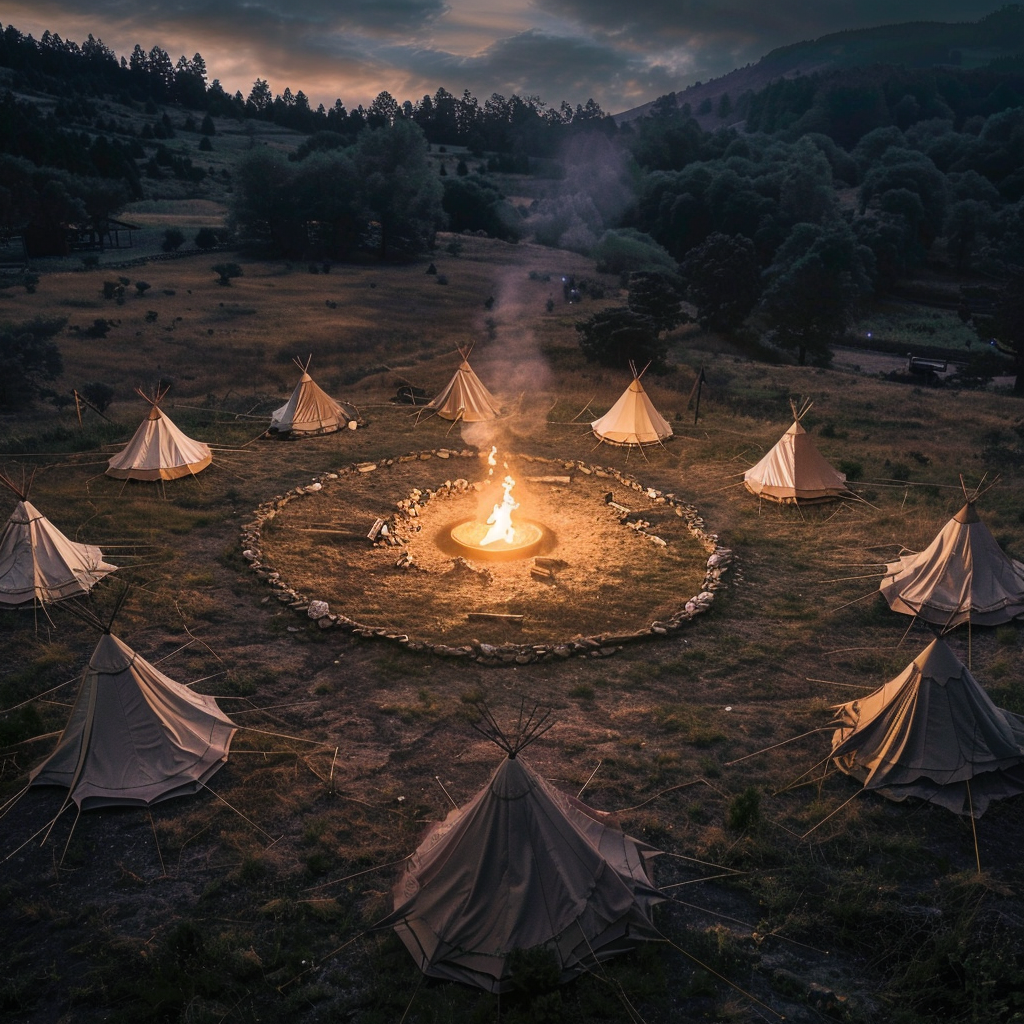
[386,747,662,993]
[831,637,1024,816]
[106,388,212,481]
[29,631,237,809]
[269,359,358,436]
[591,363,673,448]
[880,501,1024,627]
[420,348,501,423]
[744,400,847,503]
[0,477,116,606]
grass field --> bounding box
[2,240,1024,1024]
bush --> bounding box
[212,262,243,286]
[194,227,219,250]
[22,272,39,294]
[135,281,150,296]
[198,136,213,152]
[81,381,115,412]
[727,786,761,832]
[162,228,185,252]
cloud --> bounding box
[1,0,1002,113]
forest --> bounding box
[2,9,1024,378]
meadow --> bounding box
[2,237,1023,1024]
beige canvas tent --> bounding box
[744,400,847,503]
[880,501,1024,627]
[29,631,236,809]
[269,359,358,436]
[0,477,116,606]
[420,348,501,423]
[831,637,1024,816]
[106,388,212,481]
[591,363,673,448]
[386,749,662,992]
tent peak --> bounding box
[953,502,979,524]
[470,700,555,758]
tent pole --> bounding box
[967,781,981,873]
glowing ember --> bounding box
[480,475,518,546]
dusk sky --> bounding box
[2,1,998,114]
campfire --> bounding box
[449,449,546,561]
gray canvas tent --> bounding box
[420,348,501,423]
[591,363,673,448]
[744,400,847,504]
[831,637,1024,816]
[880,501,1024,627]
[0,477,116,606]
[269,359,358,436]
[386,750,663,993]
[30,632,237,809]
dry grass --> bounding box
[1,242,1024,1024]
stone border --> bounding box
[241,449,733,666]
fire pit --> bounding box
[248,448,727,659]
[448,519,547,561]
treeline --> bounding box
[0,22,614,155]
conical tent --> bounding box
[831,637,1024,816]
[0,498,116,607]
[30,632,237,809]
[269,360,358,436]
[106,389,211,481]
[386,753,663,993]
[880,502,1024,627]
[744,400,847,503]
[591,364,673,447]
[421,350,501,423]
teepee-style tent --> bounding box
[591,362,673,448]
[880,499,1024,627]
[831,637,1024,816]
[106,387,212,481]
[744,400,847,503]
[269,358,358,436]
[420,347,501,423]
[0,473,116,607]
[385,707,662,993]
[29,628,237,809]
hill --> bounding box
[615,5,1024,127]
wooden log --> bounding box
[294,527,367,540]
[367,518,385,541]
[526,475,572,485]
[534,557,564,570]
[467,612,524,624]
[530,566,554,580]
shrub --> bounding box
[134,281,150,297]
[162,228,185,252]
[194,227,219,250]
[198,136,213,152]
[727,786,761,832]
[212,263,243,286]
[81,381,115,412]
[22,272,39,294]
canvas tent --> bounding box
[879,501,1024,627]
[0,478,116,606]
[591,363,673,448]
[831,637,1024,816]
[420,349,501,423]
[269,359,358,436]
[106,389,211,481]
[386,750,663,992]
[744,400,847,503]
[29,631,237,809]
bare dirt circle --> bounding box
[249,450,726,656]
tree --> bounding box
[576,307,669,369]
[352,120,445,259]
[81,380,114,412]
[0,316,65,409]
[681,232,761,333]
[442,177,521,241]
[212,262,243,286]
[162,227,185,251]
[758,223,874,365]
[972,269,1024,393]
[625,270,687,333]
[591,228,678,276]
[194,227,218,249]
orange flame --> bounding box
[480,474,518,546]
